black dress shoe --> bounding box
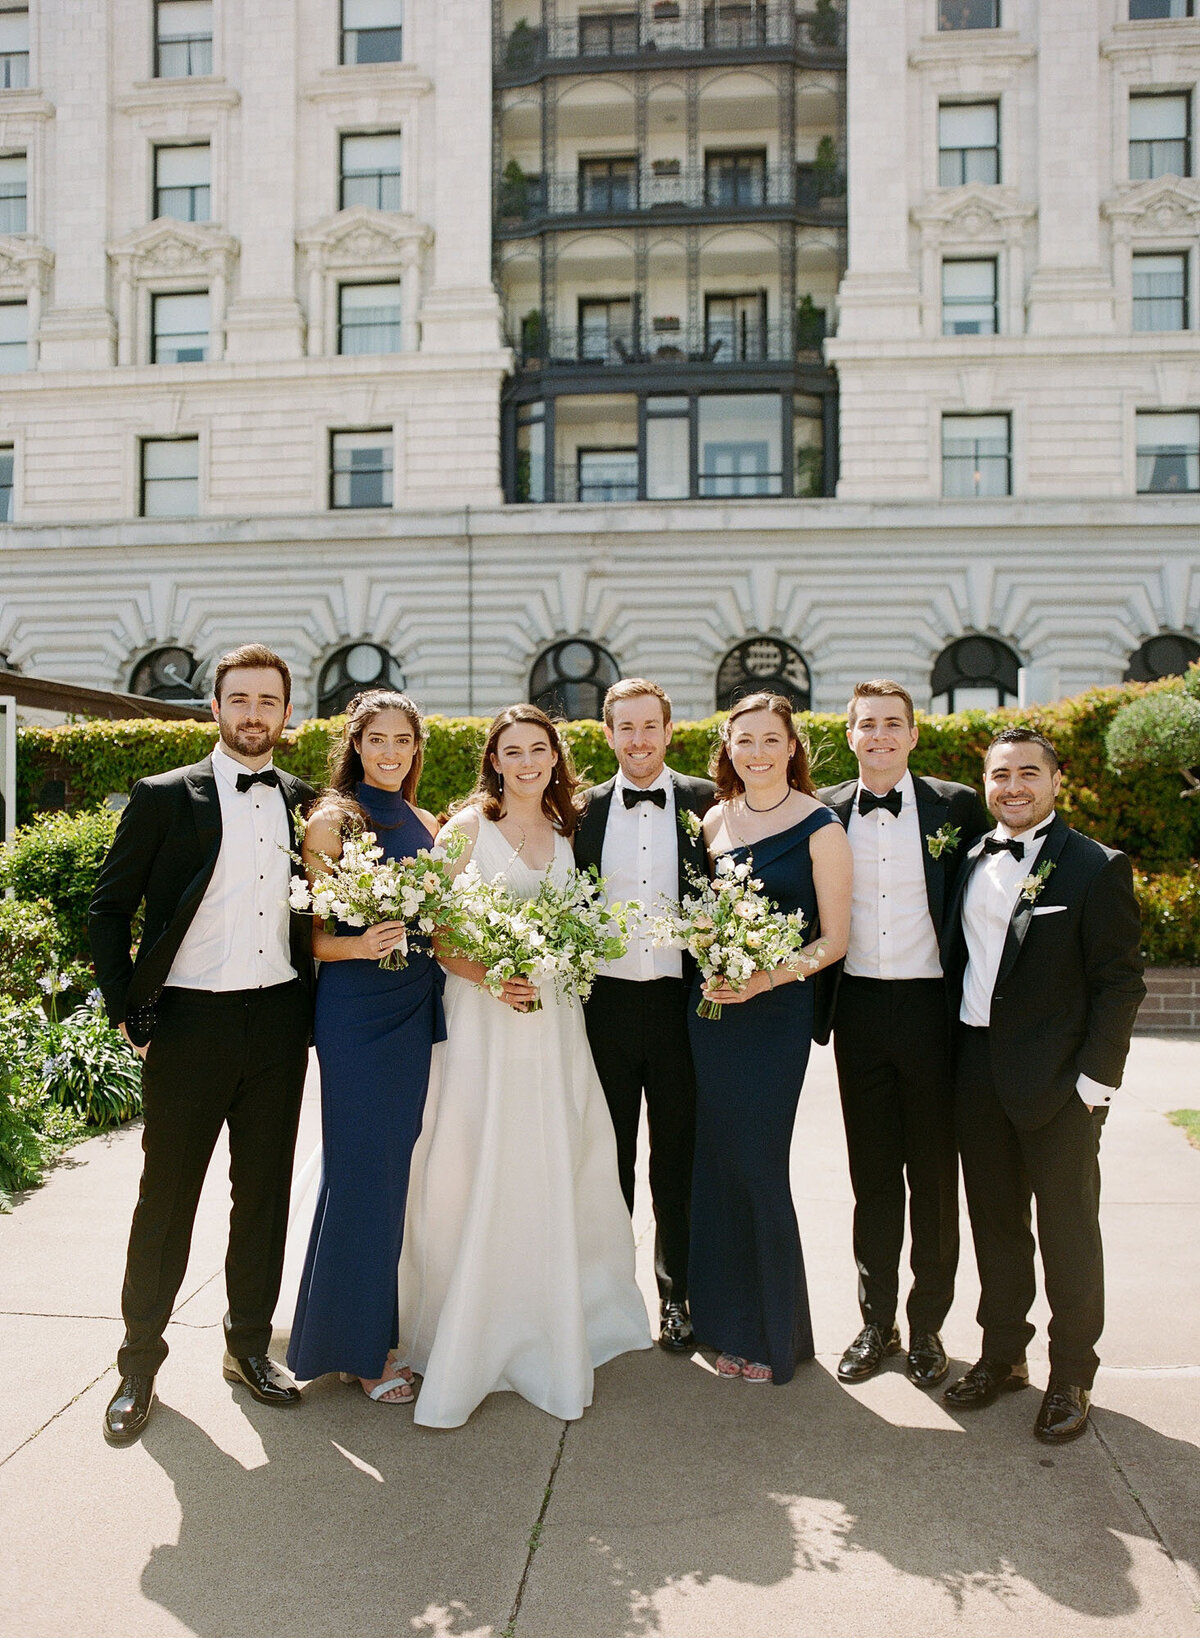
[906,1331,950,1389]
[104,1373,156,1445]
[658,1302,695,1353]
[222,1352,302,1406]
[944,1356,1029,1409]
[837,1323,902,1383]
[1034,1379,1091,1444]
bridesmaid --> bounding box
[688,693,852,1385]
[287,689,443,1403]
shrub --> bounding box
[0,897,59,1001]
[1135,868,1200,967]
[0,807,120,965]
[0,1002,87,1205]
[1105,691,1200,777]
[38,999,144,1127]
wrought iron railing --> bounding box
[515,318,825,369]
[498,161,845,225]
[497,3,844,74]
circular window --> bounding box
[1124,633,1200,683]
[129,646,205,703]
[529,638,620,720]
[716,637,811,711]
[317,643,405,717]
[930,635,1020,712]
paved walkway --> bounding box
[1,1037,1198,1638]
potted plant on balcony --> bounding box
[808,0,841,48]
[652,1,681,19]
[500,159,531,222]
[813,135,843,198]
[795,293,826,350]
[505,17,541,71]
[519,308,545,366]
[651,157,681,176]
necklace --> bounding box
[743,789,791,814]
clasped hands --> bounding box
[700,968,781,1007]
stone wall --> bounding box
[1136,968,1200,1039]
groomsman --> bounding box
[90,643,315,1444]
[942,727,1144,1442]
[575,679,715,1351]
[817,680,989,1388]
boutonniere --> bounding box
[1019,859,1055,904]
[678,807,703,842]
[926,822,961,860]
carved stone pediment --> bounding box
[107,220,239,280]
[1102,176,1200,238]
[296,205,433,273]
[911,184,1036,242]
[0,233,53,291]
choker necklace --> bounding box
[743,790,791,814]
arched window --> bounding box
[930,635,1020,712]
[716,636,811,712]
[1124,633,1200,683]
[317,642,405,717]
[529,638,619,720]
[129,646,205,703]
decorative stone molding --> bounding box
[296,205,433,356]
[116,82,239,115]
[0,236,53,367]
[911,184,1035,338]
[909,33,1036,71]
[107,220,239,365]
[1103,175,1200,242]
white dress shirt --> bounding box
[166,741,296,992]
[960,813,1114,1105]
[598,768,683,982]
[844,769,943,981]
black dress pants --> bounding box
[833,976,959,1335]
[955,1024,1106,1388]
[583,975,696,1307]
[117,982,310,1376]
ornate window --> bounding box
[1124,632,1200,681]
[317,642,405,716]
[107,220,237,365]
[930,635,1020,711]
[716,637,811,711]
[529,638,619,720]
[130,646,206,703]
[296,209,431,357]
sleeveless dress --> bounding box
[686,808,840,1385]
[395,814,651,1428]
[287,784,445,1383]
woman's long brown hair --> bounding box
[710,692,815,800]
[454,703,581,835]
[308,689,426,832]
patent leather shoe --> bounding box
[103,1373,156,1445]
[837,1322,902,1383]
[222,1352,302,1406]
[906,1331,950,1389]
[1034,1379,1091,1444]
[658,1302,695,1353]
[944,1356,1029,1409]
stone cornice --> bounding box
[0,92,54,122]
[106,219,239,280]
[301,65,434,103]
[911,182,1036,237]
[296,205,433,270]
[1102,175,1200,236]
[909,31,1035,70]
[115,80,240,114]
[1101,22,1200,59]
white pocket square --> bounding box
[1031,905,1067,916]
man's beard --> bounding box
[220,719,280,756]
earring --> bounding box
[497,772,503,791]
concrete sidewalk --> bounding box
[1,1038,1198,1638]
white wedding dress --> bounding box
[395,815,651,1428]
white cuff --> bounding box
[1076,1072,1115,1108]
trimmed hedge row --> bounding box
[16,675,1200,869]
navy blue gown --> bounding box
[287,783,445,1382]
[687,808,839,1385]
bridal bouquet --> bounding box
[443,865,638,1010]
[289,824,466,970]
[650,856,818,1020]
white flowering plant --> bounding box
[650,856,819,1020]
[288,821,466,970]
[441,865,638,1011]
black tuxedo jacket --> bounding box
[941,815,1145,1131]
[89,756,316,1045]
[812,773,990,1045]
[574,769,716,941]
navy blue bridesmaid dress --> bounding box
[686,807,839,1384]
[287,782,445,1383]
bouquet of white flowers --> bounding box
[442,864,638,1010]
[288,823,465,970]
[650,855,819,1019]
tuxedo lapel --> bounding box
[669,771,707,899]
[913,777,950,935]
[575,778,615,876]
[995,815,1071,987]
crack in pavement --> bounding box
[1091,1417,1200,1607]
[502,1422,569,1637]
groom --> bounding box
[90,643,315,1444]
[574,678,714,1351]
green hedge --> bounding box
[0,807,120,963]
[16,676,1200,870]
[1136,868,1200,967]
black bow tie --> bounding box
[983,835,1024,860]
[858,788,902,819]
[623,786,666,809]
[235,767,279,793]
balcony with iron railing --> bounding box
[512,314,827,372]
[496,2,844,80]
[496,159,845,232]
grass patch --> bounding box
[1166,1110,1200,1151]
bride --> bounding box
[395,704,651,1427]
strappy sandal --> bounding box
[742,1360,773,1384]
[340,1357,416,1405]
[715,1353,746,1378]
